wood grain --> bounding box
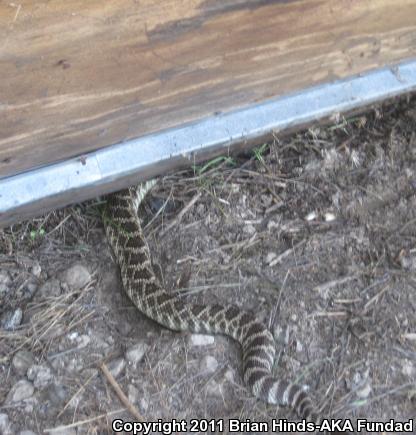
[1,0,416,178]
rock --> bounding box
[38,278,61,298]
[200,355,218,374]
[265,252,277,265]
[305,211,318,221]
[0,413,13,435]
[324,212,336,222]
[27,364,53,389]
[1,308,23,330]
[107,358,126,378]
[126,342,148,365]
[61,264,91,290]
[68,331,79,341]
[12,350,36,375]
[5,380,34,403]
[25,281,38,298]
[19,431,37,435]
[189,334,215,346]
[0,270,11,294]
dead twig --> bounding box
[161,192,202,236]
[57,371,97,418]
[44,408,126,433]
[100,362,144,422]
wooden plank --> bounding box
[1,61,416,228]
[1,0,416,178]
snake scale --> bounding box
[103,181,327,428]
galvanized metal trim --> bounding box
[1,59,416,226]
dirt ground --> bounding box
[0,94,415,434]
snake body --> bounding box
[104,182,324,425]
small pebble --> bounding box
[12,350,36,375]
[305,211,317,221]
[27,364,53,389]
[126,342,148,365]
[1,308,23,330]
[402,332,416,341]
[68,332,79,341]
[5,380,35,403]
[189,334,215,346]
[61,264,91,290]
[265,252,277,265]
[200,355,218,374]
[324,212,336,222]
[25,281,38,297]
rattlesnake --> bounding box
[103,181,327,428]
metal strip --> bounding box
[1,60,416,226]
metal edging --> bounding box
[1,59,416,226]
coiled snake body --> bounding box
[104,182,324,427]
